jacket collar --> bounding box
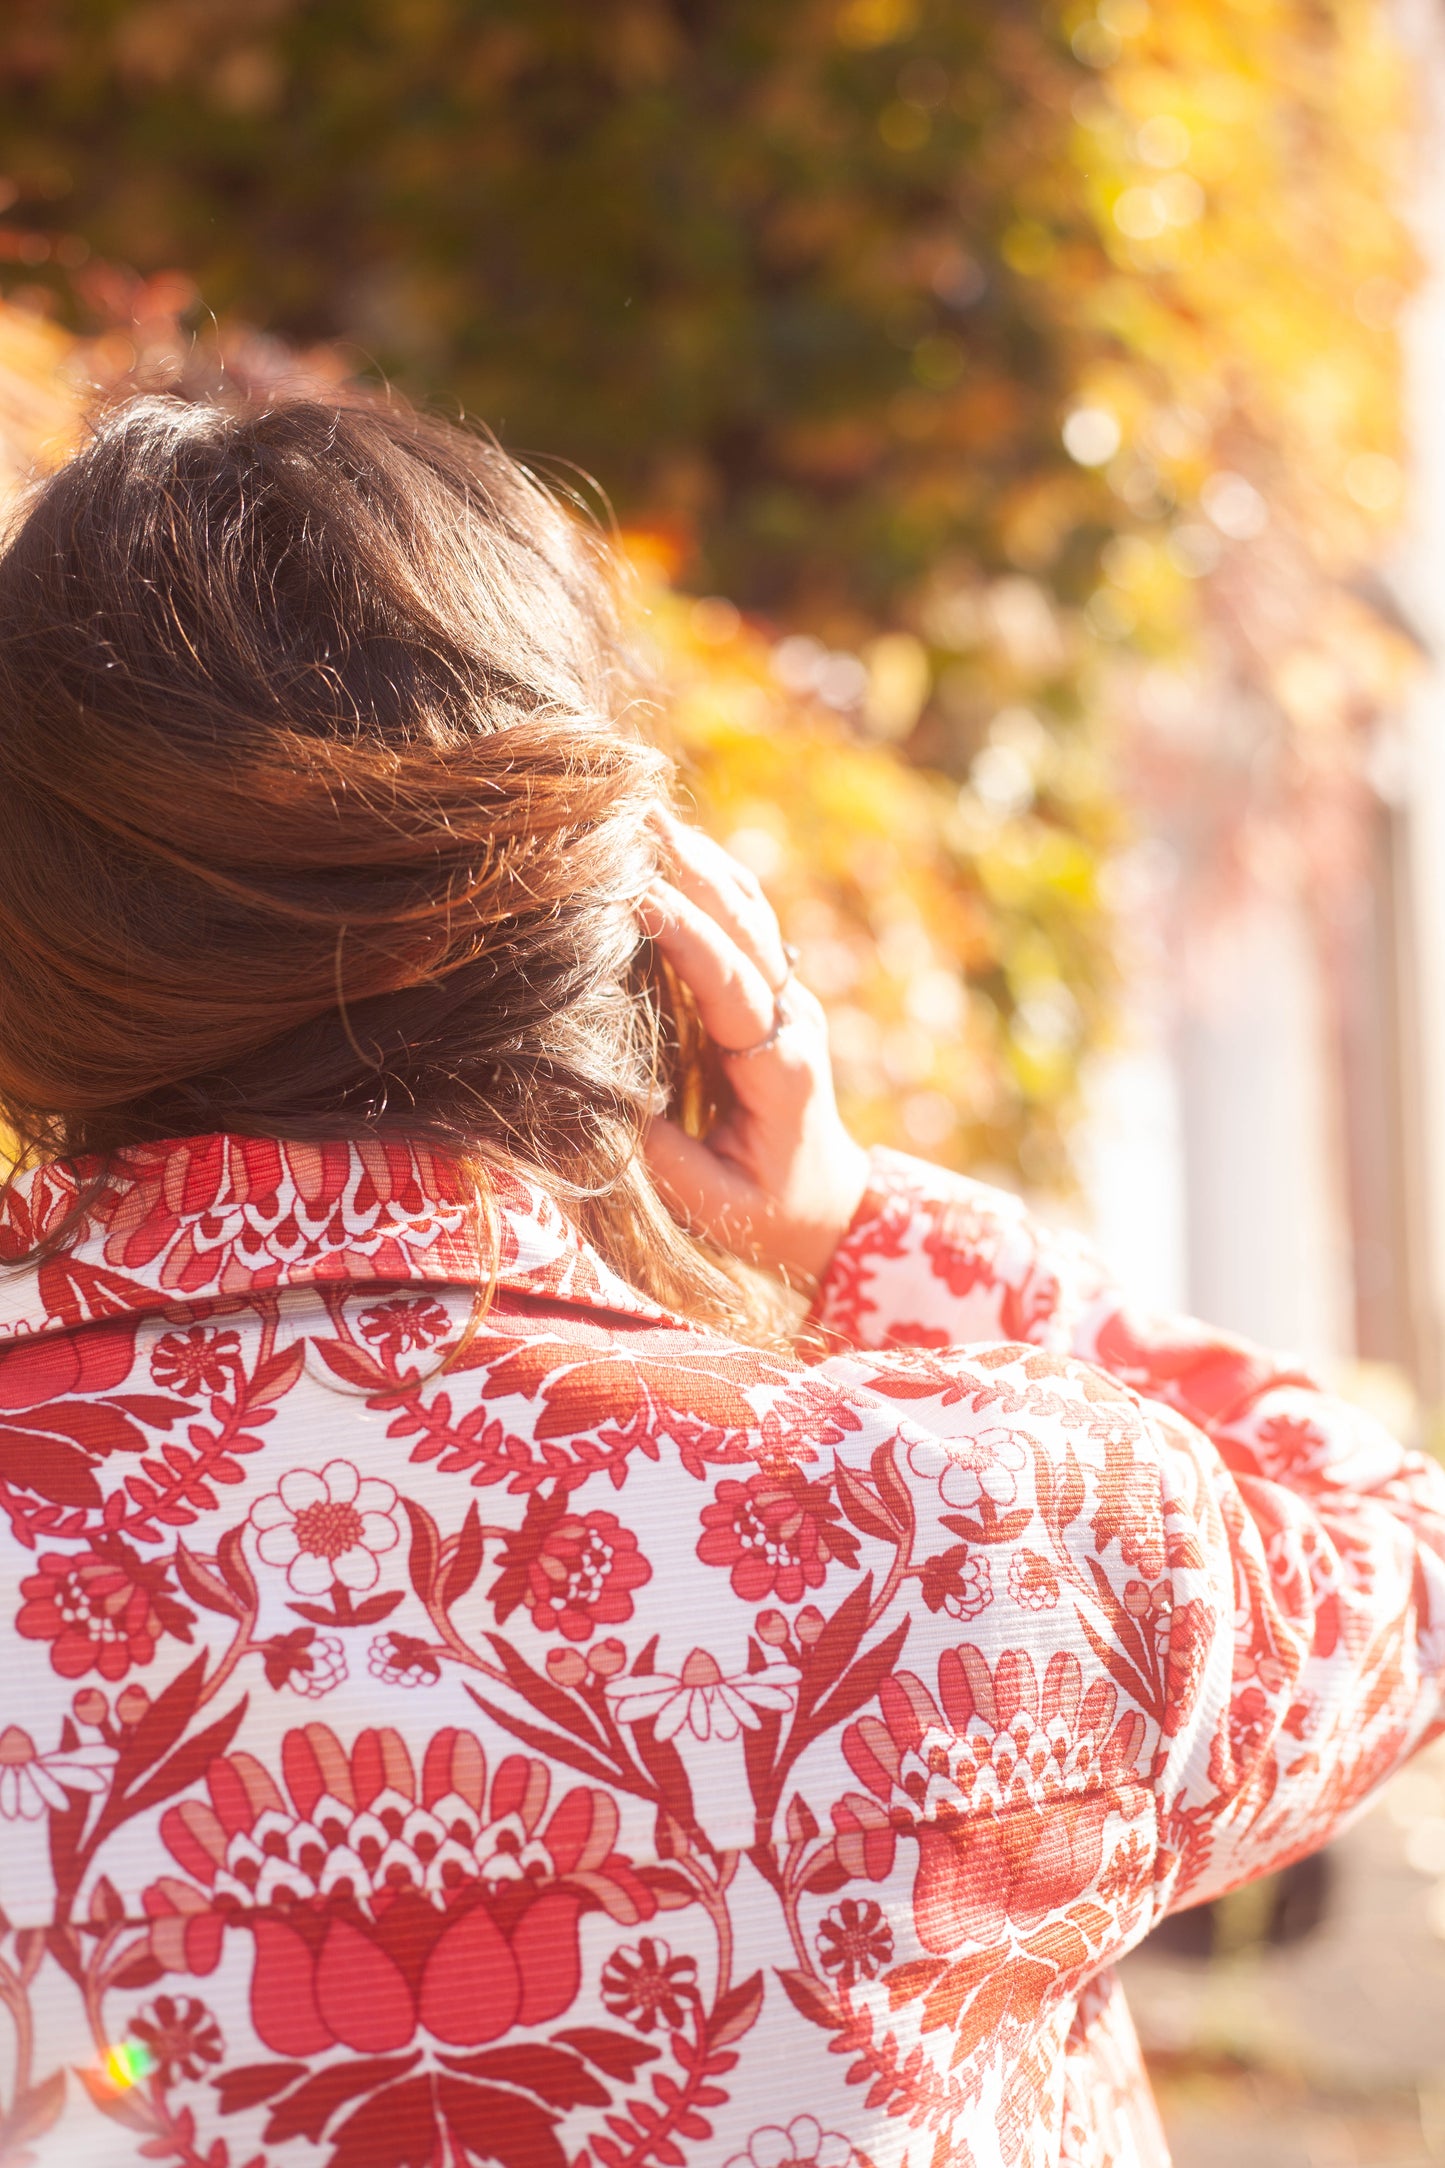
[0,1133,671,1339]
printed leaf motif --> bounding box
[436,2044,609,2111]
[709,1970,764,2047]
[551,2030,663,2085]
[441,1499,485,1608]
[314,1341,394,1393]
[831,1460,899,1543]
[172,1539,247,1620]
[0,1432,102,1506]
[403,1497,441,1604]
[213,2061,308,2117]
[773,1969,843,2031]
[253,2057,421,2145]
[0,2070,67,2152]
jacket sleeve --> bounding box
[808,1145,1445,1914]
[815,1144,1354,1465]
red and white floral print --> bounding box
[488,1490,652,1642]
[697,1469,860,1603]
[144,1724,656,2061]
[606,1648,803,1741]
[248,1459,401,1596]
[907,1425,1029,1513]
[1,1133,1444,2168]
[0,1722,116,1818]
[16,1537,193,1680]
[725,2117,856,2168]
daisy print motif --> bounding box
[248,1457,401,1596]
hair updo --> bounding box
[0,392,778,1336]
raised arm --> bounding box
[640,822,1445,1985]
[815,1145,1332,1459]
[809,1144,1445,1911]
[808,1315,1445,1938]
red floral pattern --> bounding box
[0,1133,1443,2168]
[147,1724,654,2056]
[16,1536,194,1679]
[697,1469,859,1602]
[488,1490,653,1642]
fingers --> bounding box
[645,1115,751,1215]
[639,878,778,1053]
[652,809,790,993]
[644,1117,779,1264]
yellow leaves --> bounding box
[835,0,920,50]
[635,569,1113,1173]
[0,306,88,497]
[861,633,930,741]
[1063,0,1415,537]
[1002,223,1059,278]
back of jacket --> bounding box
[2,1134,1443,2168]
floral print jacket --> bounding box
[1,1135,1443,2168]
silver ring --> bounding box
[720,969,795,1059]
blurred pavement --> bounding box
[1122,1737,1445,2166]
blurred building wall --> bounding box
[1389,0,1445,1406]
[1087,1,1445,1401]
[1176,898,1354,1363]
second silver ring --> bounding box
[720,953,798,1060]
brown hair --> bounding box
[0,391,781,1337]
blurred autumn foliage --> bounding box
[0,0,1419,1185]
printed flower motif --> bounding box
[293,1635,347,1698]
[127,1996,223,2084]
[1208,1682,1275,1795]
[1122,1578,1171,1626]
[149,1326,242,1397]
[606,1650,801,1742]
[922,1547,993,1621]
[1089,1443,1167,1581]
[1253,1411,1331,1476]
[368,1632,442,1687]
[918,1196,1012,1301]
[599,1936,701,2032]
[0,1725,117,1819]
[815,1897,894,1986]
[1008,1550,1059,1612]
[725,2117,856,2168]
[908,1427,1029,1515]
[249,1460,400,1596]
[142,1724,661,2058]
[1263,1519,1351,1658]
[843,1645,1150,1953]
[488,1491,651,1643]
[359,1295,454,1355]
[697,1471,859,1604]
[258,1629,347,1699]
[1163,1597,1214,1734]
[16,1540,193,1681]
[1096,1830,1151,1909]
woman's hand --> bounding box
[641,812,870,1288]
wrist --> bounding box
[784,1136,871,1283]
